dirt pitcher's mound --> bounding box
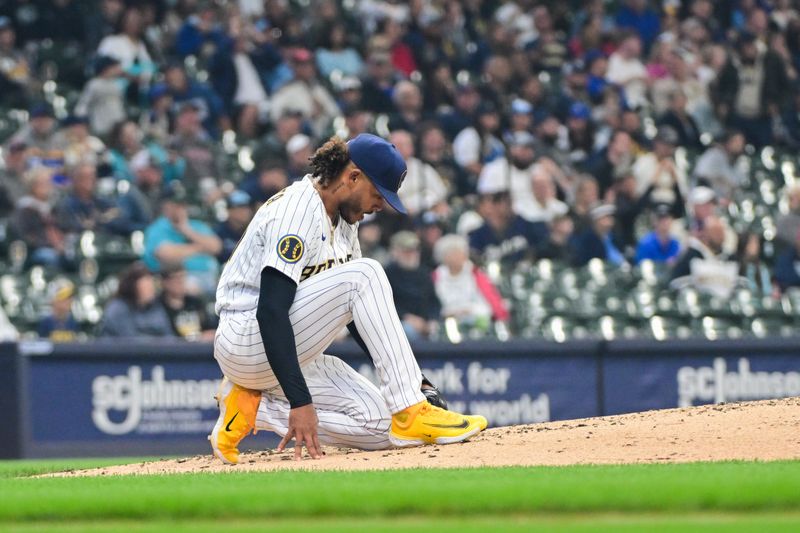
[52,397,800,477]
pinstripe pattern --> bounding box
[213,176,425,450]
[256,355,392,450]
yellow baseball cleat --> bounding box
[469,414,489,431]
[389,400,486,447]
[208,377,261,464]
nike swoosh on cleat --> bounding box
[423,419,470,429]
[225,412,239,432]
[422,433,432,438]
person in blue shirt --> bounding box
[615,0,661,52]
[153,62,230,138]
[570,204,626,267]
[468,182,549,264]
[634,204,681,265]
[143,183,222,296]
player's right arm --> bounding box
[255,191,322,459]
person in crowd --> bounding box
[569,174,601,232]
[166,100,225,190]
[390,130,448,217]
[774,228,800,292]
[468,175,549,264]
[215,190,254,263]
[140,84,174,143]
[53,163,125,236]
[74,55,127,138]
[0,141,28,217]
[523,162,570,224]
[208,16,278,139]
[416,122,465,198]
[437,79,481,140]
[657,88,704,151]
[692,130,747,201]
[143,183,222,295]
[8,102,59,157]
[586,129,636,198]
[478,131,536,219]
[616,0,661,50]
[711,32,790,148]
[238,164,288,206]
[99,261,175,337]
[117,150,164,234]
[570,204,626,267]
[632,126,688,206]
[251,109,304,169]
[107,119,182,184]
[159,264,217,341]
[776,184,800,248]
[432,233,509,330]
[157,62,230,138]
[453,101,505,187]
[737,231,772,295]
[37,279,79,342]
[315,22,364,79]
[607,32,648,109]
[174,1,226,59]
[285,133,313,183]
[359,49,402,114]
[565,101,596,167]
[10,167,64,267]
[634,204,681,265]
[54,115,106,169]
[670,215,730,280]
[0,16,33,108]
[96,5,156,90]
[384,231,441,341]
[269,47,340,137]
[538,214,576,262]
[387,81,424,133]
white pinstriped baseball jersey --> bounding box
[215,175,361,315]
[213,174,426,451]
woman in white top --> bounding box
[97,6,156,86]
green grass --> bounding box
[1,459,799,531]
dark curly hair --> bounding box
[116,261,153,306]
[309,137,351,188]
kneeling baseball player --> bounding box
[210,134,487,463]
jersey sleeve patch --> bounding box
[276,234,304,263]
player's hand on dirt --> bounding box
[278,404,322,460]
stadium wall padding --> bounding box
[3,337,799,458]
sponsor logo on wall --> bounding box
[676,357,800,407]
[92,366,221,435]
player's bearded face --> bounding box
[340,173,385,224]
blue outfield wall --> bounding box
[1,337,799,458]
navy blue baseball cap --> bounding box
[347,134,408,214]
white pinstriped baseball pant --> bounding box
[214,258,427,450]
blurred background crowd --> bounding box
[1,0,800,343]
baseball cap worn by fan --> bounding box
[347,133,408,214]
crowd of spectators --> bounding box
[1,0,800,341]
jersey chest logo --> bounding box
[277,234,304,263]
[300,254,354,282]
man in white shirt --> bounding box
[632,126,688,204]
[607,32,648,109]
[389,130,449,216]
[270,48,340,137]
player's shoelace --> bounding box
[419,402,465,423]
